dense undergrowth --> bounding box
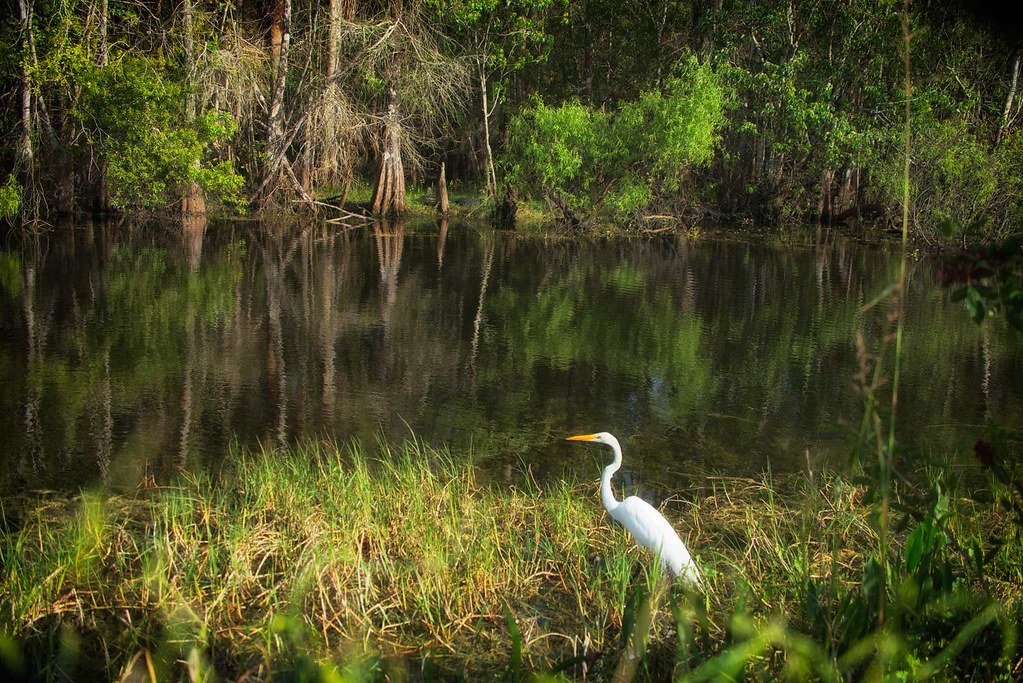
[1,437,1020,681]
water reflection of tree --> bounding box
[468,231,495,395]
[261,226,309,446]
[437,217,449,271]
[22,256,45,479]
[3,227,1022,493]
[374,220,404,329]
[178,215,206,467]
[182,214,206,272]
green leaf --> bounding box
[549,654,589,674]
[905,525,924,572]
[970,539,986,574]
[504,604,521,682]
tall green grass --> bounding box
[1,439,646,679]
[2,438,1019,681]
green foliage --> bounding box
[612,57,726,197]
[196,160,245,207]
[507,99,600,190]
[937,236,1023,330]
[430,0,561,73]
[875,114,1011,236]
[604,175,652,216]
[74,57,243,210]
[504,98,604,217]
[644,64,726,177]
[702,1,901,218]
[0,174,20,222]
[504,56,726,224]
[992,131,1023,232]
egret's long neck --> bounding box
[600,437,623,515]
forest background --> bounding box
[2,0,1022,237]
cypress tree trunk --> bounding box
[817,169,834,223]
[326,0,341,83]
[17,0,69,214]
[260,0,292,205]
[438,161,449,215]
[371,97,406,216]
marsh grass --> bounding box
[1,439,1020,681]
[2,439,641,679]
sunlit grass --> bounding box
[1,439,1020,680]
[1,439,641,678]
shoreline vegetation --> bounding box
[5,2,1023,241]
[2,438,1020,681]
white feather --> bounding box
[568,431,702,586]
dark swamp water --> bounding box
[1,218,1020,498]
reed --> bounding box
[1,439,1019,680]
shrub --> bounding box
[504,99,606,219]
[504,55,726,225]
[872,110,1023,237]
[75,57,244,210]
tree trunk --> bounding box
[997,47,1022,146]
[300,136,313,191]
[817,168,837,222]
[438,161,449,214]
[371,97,406,216]
[98,0,108,66]
[181,0,206,215]
[317,0,344,186]
[18,0,70,214]
[17,0,36,222]
[270,0,284,76]
[18,0,33,172]
[479,62,497,198]
[494,182,518,229]
[181,183,207,215]
[90,0,110,212]
[260,0,292,205]
[583,21,594,103]
[838,167,857,216]
[326,0,346,82]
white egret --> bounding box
[567,432,702,586]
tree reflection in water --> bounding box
[0,220,1019,496]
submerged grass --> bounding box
[1,438,1021,680]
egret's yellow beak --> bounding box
[566,434,599,441]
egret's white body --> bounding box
[567,432,702,586]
